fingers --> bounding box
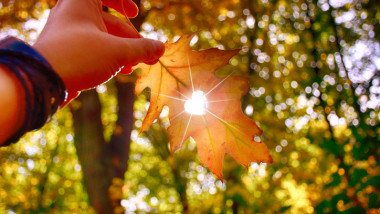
[123,38,165,65]
[102,12,140,38]
[102,0,138,17]
[108,35,165,67]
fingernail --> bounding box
[152,41,165,56]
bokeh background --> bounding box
[0,0,379,213]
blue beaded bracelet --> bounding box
[0,37,67,146]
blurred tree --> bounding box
[68,3,145,213]
[0,0,55,29]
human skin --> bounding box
[0,0,165,145]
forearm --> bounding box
[0,65,25,145]
[0,0,164,146]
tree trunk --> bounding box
[71,90,114,213]
[232,200,239,214]
[306,1,363,208]
[172,165,189,213]
[70,1,145,213]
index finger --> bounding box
[102,0,139,18]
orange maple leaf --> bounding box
[135,33,272,180]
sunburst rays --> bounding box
[146,56,240,147]
[121,1,241,151]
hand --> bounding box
[33,0,165,102]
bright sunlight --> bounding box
[184,90,208,115]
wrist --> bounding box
[33,40,77,103]
[33,42,72,105]
[33,41,65,84]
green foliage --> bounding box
[0,108,91,213]
[0,0,379,213]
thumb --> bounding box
[109,35,165,68]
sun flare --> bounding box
[184,90,208,115]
